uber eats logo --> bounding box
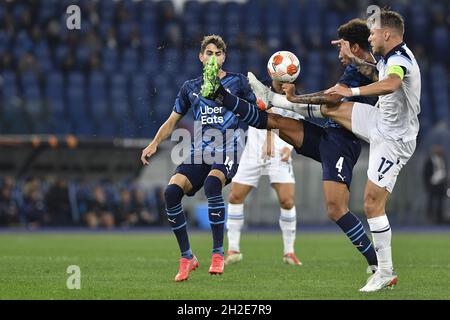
[200,105,224,125]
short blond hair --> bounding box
[381,10,405,35]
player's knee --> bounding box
[268,113,284,130]
[228,192,244,204]
[363,193,381,216]
[204,176,223,199]
[279,197,294,210]
[164,184,184,207]
[325,201,347,221]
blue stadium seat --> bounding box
[141,7,157,26]
[432,27,449,62]
[14,30,33,54]
[162,48,180,75]
[184,0,202,14]
[121,48,139,75]
[38,4,55,23]
[324,12,340,41]
[102,48,118,74]
[96,120,116,137]
[116,117,138,138]
[0,30,8,53]
[88,72,109,122]
[2,72,18,111]
[130,74,151,119]
[72,118,95,136]
[118,22,134,44]
[68,72,85,89]
[23,85,43,118]
[76,46,90,69]
[67,72,87,123]
[110,74,130,120]
[45,72,64,100]
[141,34,157,51]
[54,46,69,67]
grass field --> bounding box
[1,230,449,300]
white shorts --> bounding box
[233,152,295,187]
[351,103,416,193]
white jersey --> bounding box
[245,107,302,158]
[233,107,300,187]
[376,42,421,142]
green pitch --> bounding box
[1,231,449,300]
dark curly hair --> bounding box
[200,35,227,54]
[337,18,371,51]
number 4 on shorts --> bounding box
[335,157,344,173]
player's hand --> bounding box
[280,147,291,162]
[325,84,352,97]
[141,143,157,166]
[331,39,355,60]
[271,79,283,94]
[281,83,296,101]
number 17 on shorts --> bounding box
[368,148,402,193]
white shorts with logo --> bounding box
[351,103,416,193]
[233,149,295,188]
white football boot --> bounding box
[224,251,243,265]
[359,269,398,292]
[247,72,274,110]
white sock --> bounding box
[368,214,393,272]
[226,203,244,252]
[279,206,297,255]
[271,93,323,118]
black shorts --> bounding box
[295,120,361,188]
[175,162,239,196]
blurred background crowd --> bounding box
[0,0,449,228]
[0,0,449,137]
[0,175,168,228]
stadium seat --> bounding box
[0,0,447,139]
[96,120,116,137]
[116,117,138,138]
[102,48,119,74]
[75,46,91,70]
[432,27,449,62]
[121,48,139,75]
[130,74,151,119]
[72,118,95,136]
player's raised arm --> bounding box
[282,84,343,105]
[141,111,183,165]
[324,74,402,97]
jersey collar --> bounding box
[383,41,406,61]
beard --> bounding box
[371,45,383,56]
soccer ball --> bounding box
[267,51,301,83]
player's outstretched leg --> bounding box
[165,184,199,282]
[247,72,323,118]
[201,57,269,129]
[204,175,225,275]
